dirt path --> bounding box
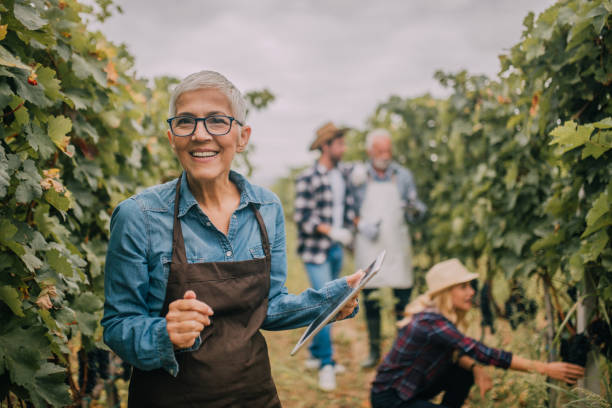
[265,311,377,408]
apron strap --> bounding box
[249,202,271,258]
[172,173,188,265]
[172,174,271,264]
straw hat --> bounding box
[425,259,479,296]
[309,122,349,151]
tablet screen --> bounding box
[290,250,386,356]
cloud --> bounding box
[89,0,556,186]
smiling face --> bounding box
[368,135,392,171]
[449,281,475,312]
[167,87,250,185]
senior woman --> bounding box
[102,70,362,407]
[370,259,585,408]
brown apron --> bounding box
[128,176,281,407]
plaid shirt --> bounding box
[372,311,512,401]
[293,161,357,264]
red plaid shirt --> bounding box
[371,311,512,401]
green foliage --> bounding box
[0,0,274,405]
[344,0,612,390]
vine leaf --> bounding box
[15,159,42,203]
[0,44,30,70]
[13,0,48,31]
[26,123,56,160]
[0,286,24,317]
[47,115,74,157]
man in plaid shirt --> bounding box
[293,121,358,391]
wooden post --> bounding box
[543,277,557,407]
[576,269,600,395]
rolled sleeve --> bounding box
[264,198,355,329]
[429,318,512,369]
[101,198,180,376]
[264,277,354,330]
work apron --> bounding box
[354,176,413,288]
[128,175,281,407]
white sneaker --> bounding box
[318,365,336,391]
[305,359,345,374]
[304,358,321,370]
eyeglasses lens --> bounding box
[170,116,232,136]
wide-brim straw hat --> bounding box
[309,121,349,151]
[425,259,479,297]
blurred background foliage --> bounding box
[0,0,610,406]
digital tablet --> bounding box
[290,250,386,356]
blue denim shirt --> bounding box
[102,171,355,376]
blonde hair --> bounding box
[398,285,469,330]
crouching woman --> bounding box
[370,259,584,408]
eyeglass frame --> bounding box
[166,114,244,137]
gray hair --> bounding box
[168,70,247,123]
[365,128,391,150]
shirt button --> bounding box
[206,221,211,226]
[226,250,232,257]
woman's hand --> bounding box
[473,365,493,398]
[166,290,214,349]
[336,269,365,320]
[543,362,585,384]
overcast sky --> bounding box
[89,0,556,186]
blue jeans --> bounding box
[304,243,344,367]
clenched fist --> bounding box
[166,290,214,349]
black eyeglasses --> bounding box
[167,114,243,137]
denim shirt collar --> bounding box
[177,170,267,218]
[367,160,399,181]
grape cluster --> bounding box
[560,333,590,367]
[587,318,612,361]
[78,348,110,395]
[504,285,537,330]
[480,281,496,334]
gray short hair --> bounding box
[365,128,391,150]
[168,70,247,123]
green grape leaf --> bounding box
[0,286,24,317]
[0,145,12,197]
[26,123,56,160]
[0,45,30,70]
[13,0,48,30]
[44,189,72,212]
[74,310,99,336]
[504,231,532,255]
[71,53,107,87]
[47,115,73,157]
[13,70,53,108]
[72,292,103,314]
[582,214,612,238]
[15,160,42,203]
[592,117,612,129]
[568,253,584,283]
[0,81,14,109]
[46,249,73,277]
[31,362,72,407]
[581,141,609,159]
[20,245,43,272]
[549,121,592,154]
[586,190,610,227]
[579,230,610,263]
[35,66,63,101]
